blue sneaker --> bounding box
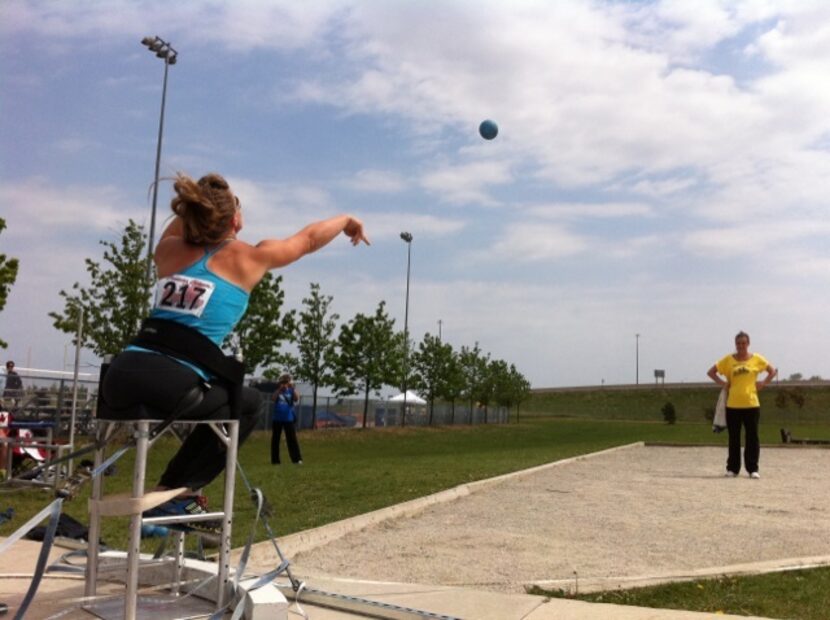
[140,523,170,538]
[142,495,222,533]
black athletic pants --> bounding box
[270,420,302,464]
[725,406,760,474]
[102,351,260,490]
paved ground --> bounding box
[251,444,830,594]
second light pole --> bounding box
[141,35,177,283]
[400,232,413,426]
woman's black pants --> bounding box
[101,351,260,490]
[271,420,302,464]
[725,406,760,474]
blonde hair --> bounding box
[170,172,237,244]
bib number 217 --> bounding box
[154,275,215,318]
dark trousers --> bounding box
[271,420,302,464]
[725,406,760,474]
[102,351,261,490]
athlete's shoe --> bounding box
[142,495,222,533]
[724,471,738,478]
[749,471,761,479]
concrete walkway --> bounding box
[268,572,772,620]
[0,542,772,619]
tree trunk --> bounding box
[311,383,319,430]
[362,382,369,429]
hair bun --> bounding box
[200,173,229,191]
[170,172,237,245]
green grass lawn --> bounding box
[529,567,830,620]
[2,416,828,617]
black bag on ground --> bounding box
[25,512,89,542]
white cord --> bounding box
[289,580,309,620]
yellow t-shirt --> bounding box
[716,353,770,408]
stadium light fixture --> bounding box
[140,36,178,284]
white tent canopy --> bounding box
[388,390,426,405]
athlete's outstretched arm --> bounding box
[252,215,369,271]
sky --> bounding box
[2,0,830,388]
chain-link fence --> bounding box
[249,385,510,431]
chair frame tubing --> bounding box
[85,418,240,620]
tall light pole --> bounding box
[635,333,640,385]
[140,36,177,284]
[400,232,413,426]
[438,319,443,342]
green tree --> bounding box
[294,282,339,428]
[489,359,513,413]
[332,301,398,428]
[226,271,296,374]
[458,343,489,424]
[49,220,151,356]
[508,364,532,422]
[661,402,677,425]
[410,333,454,425]
[438,348,465,424]
[490,362,532,423]
[478,357,508,424]
[0,218,20,349]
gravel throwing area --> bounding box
[289,445,830,593]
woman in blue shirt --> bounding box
[102,172,368,522]
[271,373,302,464]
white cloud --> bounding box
[419,160,512,206]
[0,178,140,236]
[343,169,408,194]
[0,0,348,52]
[629,175,699,197]
[618,0,745,63]
[752,6,830,67]
[490,222,588,263]
[54,137,101,154]
[228,177,336,238]
[683,219,830,257]
[366,213,466,241]
[527,202,654,220]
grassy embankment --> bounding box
[523,381,830,426]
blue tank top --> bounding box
[126,243,249,379]
[149,242,249,345]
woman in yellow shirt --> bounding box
[707,331,777,478]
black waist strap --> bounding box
[130,318,245,415]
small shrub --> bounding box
[661,402,677,425]
[790,389,807,409]
[775,388,808,410]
